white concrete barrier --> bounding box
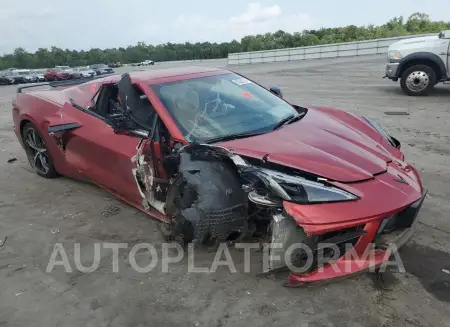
[227,34,435,65]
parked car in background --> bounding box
[139,60,154,66]
[9,70,29,84]
[0,74,14,85]
[23,70,40,83]
[63,68,74,75]
[108,62,122,68]
[33,69,46,82]
[89,64,114,75]
[72,67,96,79]
[44,68,72,81]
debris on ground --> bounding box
[50,228,60,234]
[384,111,410,116]
[7,157,17,163]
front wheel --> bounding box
[22,122,58,178]
[400,65,436,96]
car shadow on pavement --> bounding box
[398,243,450,303]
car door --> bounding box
[57,86,148,208]
[62,103,145,206]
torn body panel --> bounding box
[165,143,249,245]
[131,139,166,214]
[266,213,308,271]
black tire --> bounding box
[400,64,436,96]
[22,122,59,178]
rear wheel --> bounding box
[400,65,436,96]
[22,122,58,178]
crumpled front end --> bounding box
[165,143,425,286]
[279,189,426,286]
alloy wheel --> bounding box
[24,126,50,175]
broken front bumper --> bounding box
[281,190,427,287]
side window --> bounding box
[86,83,107,110]
[89,83,158,128]
[84,77,158,128]
[89,84,119,118]
[129,85,158,128]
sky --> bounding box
[1,0,449,55]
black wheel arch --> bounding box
[398,52,447,81]
[19,119,32,136]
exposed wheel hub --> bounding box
[406,71,429,92]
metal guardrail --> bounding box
[227,33,435,65]
[155,59,222,65]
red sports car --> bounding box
[12,67,425,286]
[44,68,72,81]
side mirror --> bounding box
[270,86,283,98]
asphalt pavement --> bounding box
[0,55,449,327]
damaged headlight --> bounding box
[249,168,359,205]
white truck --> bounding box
[384,30,450,96]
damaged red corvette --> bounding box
[12,66,426,286]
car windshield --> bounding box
[80,67,90,71]
[151,72,298,143]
